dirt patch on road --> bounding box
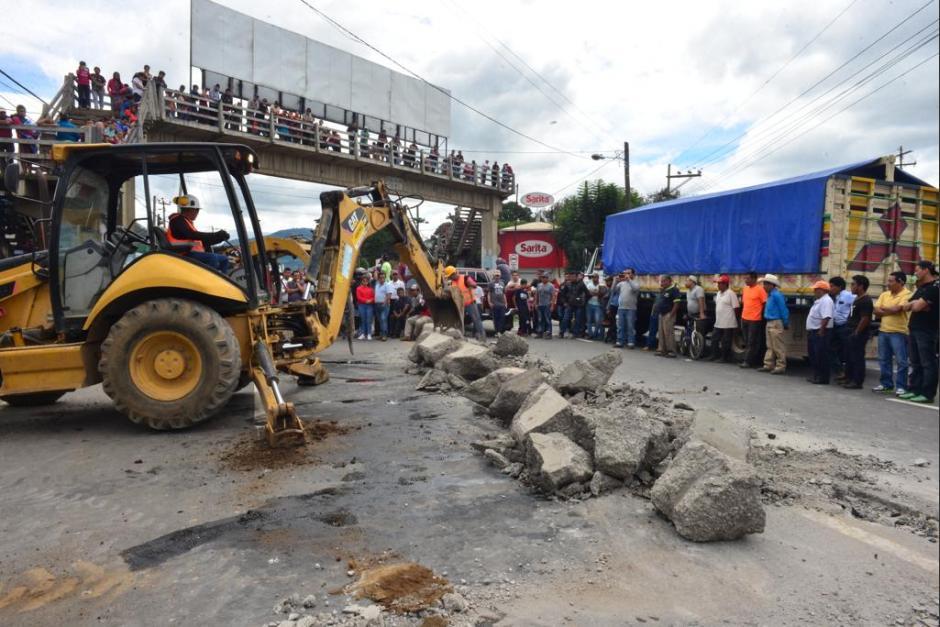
[220,420,352,471]
[349,562,451,613]
[751,445,938,540]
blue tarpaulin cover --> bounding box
[602,158,933,275]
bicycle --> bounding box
[679,318,707,360]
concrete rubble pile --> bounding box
[407,331,765,542]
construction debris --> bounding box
[651,440,766,541]
[408,331,766,542]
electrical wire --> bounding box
[295,0,590,160]
[442,0,607,142]
[551,158,616,197]
[684,27,940,194]
[695,50,939,193]
[674,0,861,163]
[682,2,939,171]
[0,69,49,106]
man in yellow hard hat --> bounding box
[166,194,231,272]
[445,266,484,340]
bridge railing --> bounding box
[41,74,516,193]
[0,124,100,159]
[155,88,515,192]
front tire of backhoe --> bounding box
[99,298,240,430]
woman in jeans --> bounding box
[355,275,375,340]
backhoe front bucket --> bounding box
[426,286,464,331]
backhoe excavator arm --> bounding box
[303,181,462,351]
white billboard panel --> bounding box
[191,0,450,137]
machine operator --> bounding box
[167,195,231,273]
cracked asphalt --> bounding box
[0,339,937,626]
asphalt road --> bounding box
[0,336,937,626]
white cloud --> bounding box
[3,0,937,234]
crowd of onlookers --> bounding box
[160,85,514,188]
[430,259,937,405]
[6,59,515,190]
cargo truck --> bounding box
[596,155,938,359]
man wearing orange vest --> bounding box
[445,266,484,340]
[167,195,231,273]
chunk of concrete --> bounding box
[415,332,462,366]
[462,367,526,406]
[591,408,670,480]
[553,360,611,395]
[493,333,529,357]
[651,440,765,542]
[691,408,751,462]
[489,368,545,422]
[589,471,622,496]
[415,369,450,392]
[439,343,498,381]
[525,432,594,491]
[470,433,517,454]
[587,350,623,377]
[483,448,510,470]
[510,384,592,448]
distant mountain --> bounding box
[267,227,313,239]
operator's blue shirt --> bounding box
[763,288,789,326]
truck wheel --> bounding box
[0,391,66,407]
[99,299,240,430]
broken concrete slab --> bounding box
[439,343,498,381]
[510,384,593,449]
[553,359,610,396]
[416,369,450,392]
[483,448,510,470]
[493,333,529,357]
[589,471,622,496]
[470,433,517,454]
[446,373,468,390]
[442,327,465,340]
[691,408,751,462]
[489,368,545,422]
[525,432,594,491]
[593,412,650,480]
[414,332,463,367]
[462,367,526,407]
[651,440,765,542]
[587,350,623,377]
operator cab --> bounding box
[48,143,271,335]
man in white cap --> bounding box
[759,274,789,374]
[167,194,231,272]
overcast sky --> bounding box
[2,0,938,236]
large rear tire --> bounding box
[0,391,66,407]
[99,298,240,430]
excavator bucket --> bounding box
[426,285,465,331]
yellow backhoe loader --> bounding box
[0,142,462,445]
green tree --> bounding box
[645,187,680,204]
[498,201,532,228]
[553,180,645,271]
[358,228,395,269]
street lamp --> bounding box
[590,141,631,210]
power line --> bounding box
[683,2,939,171]
[687,25,940,192]
[696,50,939,193]
[700,30,939,190]
[552,158,616,197]
[674,0,860,163]
[294,0,590,160]
[442,0,607,142]
[0,68,49,106]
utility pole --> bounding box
[624,141,631,210]
[666,164,702,194]
[897,145,916,170]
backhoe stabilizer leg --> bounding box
[252,341,305,447]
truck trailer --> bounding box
[599,155,938,359]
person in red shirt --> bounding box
[107,72,124,113]
[740,271,769,368]
[354,275,375,340]
[75,61,91,108]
